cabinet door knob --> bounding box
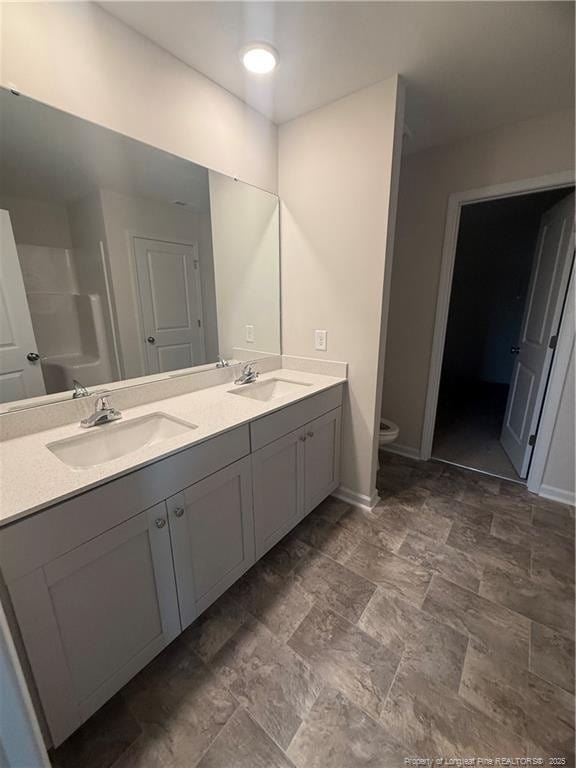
[173,507,185,518]
[26,352,40,362]
[307,431,314,438]
[154,518,166,529]
[299,435,307,442]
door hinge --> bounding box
[528,434,536,447]
[193,260,199,270]
[197,319,202,328]
[549,335,558,350]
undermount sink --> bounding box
[228,377,312,402]
[47,412,197,469]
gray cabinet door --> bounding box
[303,407,342,516]
[252,428,304,558]
[167,456,255,627]
[8,503,180,747]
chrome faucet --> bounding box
[72,379,89,399]
[216,356,230,368]
[80,392,122,428]
[234,363,259,385]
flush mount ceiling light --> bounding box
[240,43,278,75]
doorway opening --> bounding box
[431,186,574,483]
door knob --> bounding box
[510,346,520,354]
[154,518,166,529]
[26,352,40,362]
[173,507,185,518]
[147,336,156,344]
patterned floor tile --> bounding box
[531,538,575,589]
[377,503,452,544]
[422,575,530,659]
[293,513,359,563]
[122,650,237,767]
[292,546,376,623]
[287,687,407,768]
[211,618,321,749]
[288,604,403,719]
[421,494,494,532]
[532,505,576,539]
[312,496,353,523]
[337,505,407,552]
[398,530,483,592]
[51,695,141,768]
[228,562,315,642]
[447,520,530,574]
[50,464,575,768]
[380,661,529,759]
[259,533,312,576]
[460,641,575,756]
[345,540,432,604]
[359,588,468,690]
[530,622,575,694]
[185,593,249,663]
[480,564,575,637]
[196,708,296,768]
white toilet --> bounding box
[379,418,400,447]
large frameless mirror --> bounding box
[0,88,280,411]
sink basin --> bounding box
[47,412,197,468]
[228,377,312,402]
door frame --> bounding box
[421,171,575,490]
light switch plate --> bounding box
[245,325,255,343]
[315,330,327,351]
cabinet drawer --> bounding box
[250,385,343,452]
[0,425,249,582]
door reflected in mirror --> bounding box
[0,88,280,410]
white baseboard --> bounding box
[538,484,575,507]
[380,443,421,461]
[332,485,380,512]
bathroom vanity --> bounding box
[0,83,347,753]
[0,365,345,747]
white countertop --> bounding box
[0,369,345,527]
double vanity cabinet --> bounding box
[0,382,342,747]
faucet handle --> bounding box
[92,390,111,410]
[72,379,89,399]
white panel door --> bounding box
[0,210,46,402]
[8,504,180,747]
[167,457,255,628]
[134,237,206,374]
[501,192,575,477]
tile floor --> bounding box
[433,378,520,480]
[51,453,575,768]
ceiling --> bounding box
[0,89,211,212]
[99,1,574,154]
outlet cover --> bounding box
[245,325,255,343]
[315,330,327,351]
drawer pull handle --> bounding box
[299,435,307,442]
[173,507,185,518]
[154,518,166,529]
[307,431,314,438]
